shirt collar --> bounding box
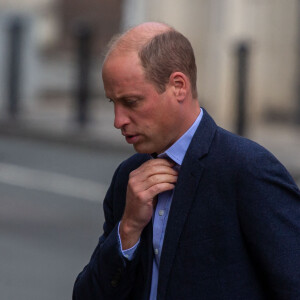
[155,108,203,166]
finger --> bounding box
[145,165,178,177]
[131,165,178,183]
[132,159,175,176]
[141,173,178,191]
[128,172,178,195]
[143,182,176,200]
[140,159,178,174]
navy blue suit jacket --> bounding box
[73,110,300,299]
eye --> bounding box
[120,100,135,108]
[124,97,143,107]
[126,99,137,105]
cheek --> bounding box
[158,113,174,130]
[135,109,158,128]
[135,100,173,135]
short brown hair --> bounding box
[139,30,198,98]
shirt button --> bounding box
[154,248,159,255]
[158,210,164,216]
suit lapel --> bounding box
[157,109,217,299]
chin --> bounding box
[133,143,157,154]
[133,145,150,154]
[133,143,166,155]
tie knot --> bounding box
[158,153,180,171]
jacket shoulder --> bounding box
[212,127,298,188]
[213,126,276,163]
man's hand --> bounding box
[119,159,178,250]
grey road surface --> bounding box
[0,136,132,300]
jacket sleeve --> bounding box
[72,164,141,300]
[237,149,300,299]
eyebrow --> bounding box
[107,94,144,102]
[121,95,143,100]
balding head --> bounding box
[104,22,198,99]
[106,22,173,58]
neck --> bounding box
[182,100,201,132]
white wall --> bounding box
[121,0,299,129]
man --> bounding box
[73,22,300,300]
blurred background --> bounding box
[0,0,299,299]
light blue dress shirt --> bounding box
[118,109,203,299]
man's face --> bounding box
[102,52,181,154]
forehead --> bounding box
[103,49,141,72]
[103,52,142,80]
[102,52,151,98]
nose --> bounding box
[114,104,130,129]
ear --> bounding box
[169,72,188,102]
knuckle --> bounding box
[149,175,158,185]
[129,170,137,178]
[148,165,158,174]
[151,184,161,195]
[128,176,137,185]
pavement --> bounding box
[0,96,299,185]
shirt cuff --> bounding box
[117,221,140,260]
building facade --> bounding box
[122,0,299,131]
[0,0,299,130]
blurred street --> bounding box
[0,135,132,300]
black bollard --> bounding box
[6,18,24,119]
[235,43,250,136]
[75,23,92,127]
